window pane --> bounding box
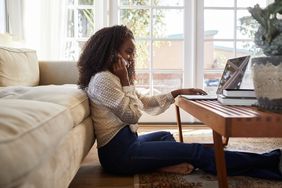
[78,9,95,37]
[136,72,150,95]
[153,0,184,6]
[78,41,86,50]
[68,0,74,5]
[153,73,182,94]
[236,41,263,57]
[204,10,234,39]
[204,72,221,94]
[204,0,234,7]
[204,41,235,70]
[67,10,74,37]
[135,40,149,69]
[120,9,150,38]
[153,9,183,39]
[79,0,95,5]
[64,41,79,60]
[153,41,183,69]
[119,0,150,6]
[237,0,268,8]
[237,10,258,39]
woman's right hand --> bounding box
[112,56,130,86]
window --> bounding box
[201,0,270,94]
[115,0,185,95]
[109,0,198,122]
[64,0,96,60]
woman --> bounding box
[77,25,282,179]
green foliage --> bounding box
[239,16,263,56]
[120,0,166,68]
[248,0,282,56]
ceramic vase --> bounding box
[251,56,282,112]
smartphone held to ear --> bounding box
[117,53,129,67]
[122,58,128,66]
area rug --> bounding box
[134,129,282,188]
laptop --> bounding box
[182,55,250,100]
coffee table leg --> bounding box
[213,131,228,188]
[175,105,184,142]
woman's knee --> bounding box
[159,131,176,141]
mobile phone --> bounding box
[118,53,129,67]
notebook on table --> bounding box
[182,55,251,100]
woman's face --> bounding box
[118,38,136,65]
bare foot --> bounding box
[157,163,194,175]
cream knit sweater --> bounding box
[87,71,175,148]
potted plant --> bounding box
[248,0,282,112]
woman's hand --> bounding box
[111,56,130,86]
[171,88,207,98]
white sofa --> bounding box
[0,47,95,188]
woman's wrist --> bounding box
[171,89,181,98]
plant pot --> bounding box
[251,56,282,112]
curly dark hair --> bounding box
[77,25,135,89]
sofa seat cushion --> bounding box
[0,99,73,187]
[0,84,89,126]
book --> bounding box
[217,94,257,106]
[222,89,256,98]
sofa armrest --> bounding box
[39,61,79,85]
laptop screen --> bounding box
[216,55,250,95]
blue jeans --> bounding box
[98,126,282,180]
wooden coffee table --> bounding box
[175,96,282,188]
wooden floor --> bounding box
[69,124,207,188]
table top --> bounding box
[175,97,282,137]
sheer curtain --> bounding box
[0,0,7,33]
[6,0,24,40]
[22,0,67,60]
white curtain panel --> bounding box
[0,0,6,33]
[6,0,24,40]
[22,0,67,60]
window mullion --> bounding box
[74,0,78,41]
[234,0,237,57]
[195,0,204,89]
[149,4,153,95]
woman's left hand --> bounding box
[171,88,207,98]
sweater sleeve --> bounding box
[87,72,143,124]
[136,90,175,115]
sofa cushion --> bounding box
[0,47,39,87]
[0,84,89,126]
[0,99,73,187]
